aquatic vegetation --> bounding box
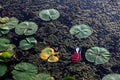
[0,17,19,36]
[19,37,37,50]
[0,38,15,76]
[62,76,74,80]
[0,17,9,24]
[0,63,7,77]
[0,52,14,62]
[39,9,60,21]
[15,21,38,36]
[85,47,110,64]
[39,47,59,62]
[12,62,38,80]
[71,47,81,64]
[0,38,15,51]
[69,24,93,39]
[0,38,16,61]
[32,73,55,80]
[12,62,55,80]
[102,74,120,80]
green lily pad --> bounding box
[12,62,38,80]
[0,17,9,24]
[39,9,60,21]
[102,74,120,80]
[69,24,93,39]
[31,73,55,80]
[0,38,10,44]
[0,30,9,36]
[0,63,7,77]
[2,17,19,29]
[85,47,110,64]
[19,37,37,50]
[0,38,15,52]
[0,17,19,36]
[15,21,38,36]
[0,37,15,49]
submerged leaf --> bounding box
[85,47,110,64]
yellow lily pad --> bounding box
[39,47,59,62]
[48,56,59,62]
[40,52,50,60]
[41,47,54,55]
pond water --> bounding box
[0,0,120,80]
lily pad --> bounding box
[19,37,37,50]
[31,73,55,80]
[0,17,19,36]
[0,52,14,62]
[39,9,60,21]
[15,21,38,36]
[39,47,59,62]
[0,17,9,24]
[47,56,59,62]
[12,62,38,80]
[0,30,9,36]
[0,38,10,44]
[0,38,16,53]
[3,17,19,29]
[0,63,7,77]
[69,24,93,39]
[102,74,120,80]
[85,47,110,64]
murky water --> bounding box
[0,0,120,80]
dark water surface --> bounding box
[0,0,120,80]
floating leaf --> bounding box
[0,38,15,53]
[69,24,93,39]
[31,73,55,80]
[19,37,37,50]
[0,17,9,24]
[39,47,59,62]
[0,52,13,62]
[15,21,38,36]
[0,17,19,36]
[39,9,60,21]
[0,38,10,44]
[47,56,59,62]
[85,47,110,64]
[12,62,38,80]
[3,17,19,29]
[0,63,7,77]
[102,74,120,80]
